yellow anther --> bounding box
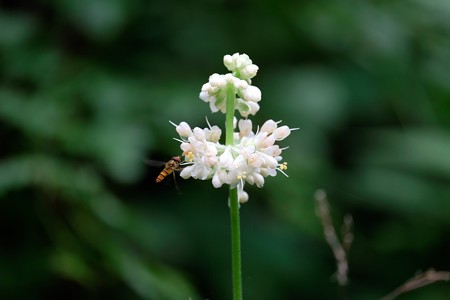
[187,151,195,162]
[237,172,247,180]
[280,162,288,171]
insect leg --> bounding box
[172,171,181,195]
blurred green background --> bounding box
[1,0,449,299]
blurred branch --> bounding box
[315,189,353,286]
[380,269,450,300]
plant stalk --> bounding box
[229,187,242,300]
[225,83,243,300]
[225,84,235,146]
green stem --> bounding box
[229,187,242,300]
[225,83,243,300]
[225,83,235,146]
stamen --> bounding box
[237,172,247,180]
[277,162,289,177]
[255,125,260,135]
[277,168,289,177]
[205,116,212,129]
[187,151,195,162]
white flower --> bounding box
[242,85,261,102]
[223,53,259,81]
[199,54,261,117]
[172,119,298,202]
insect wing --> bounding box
[144,159,166,167]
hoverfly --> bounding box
[145,156,184,193]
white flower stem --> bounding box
[225,83,243,300]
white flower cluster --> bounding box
[223,53,259,82]
[173,53,296,203]
[172,119,294,203]
[199,53,261,117]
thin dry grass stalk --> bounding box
[380,269,450,300]
[315,189,353,286]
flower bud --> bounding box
[263,145,282,157]
[208,125,222,142]
[235,54,251,69]
[243,86,261,102]
[253,173,265,187]
[272,126,291,140]
[259,135,276,148]
[210,73,227,87]
[212,172,224,188]
[238,119,253,137]
[199,91,210,102]
[248,153,263,168]
[180,165,194,179]
[181,142,194,154]
[224,73,235,83]
[260,120,278,134]
[176,122,193,137]
[242,64,259,78]
[246,101,260,116]
[234,78,249,90]
[223,54,234,70]
[238,190,249,203]
[219,146,233,167]
[193,127,205,140]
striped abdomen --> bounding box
[156,168,173,183]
